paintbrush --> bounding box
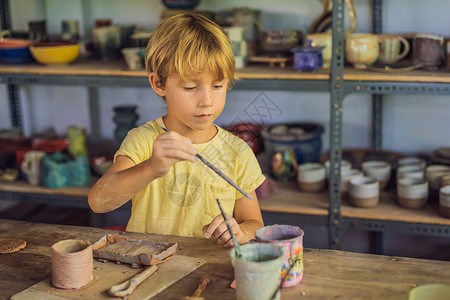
[216,198,242,258]
[270,258,297,299]
[160,126,254,200]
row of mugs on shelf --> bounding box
[294,157,450,218]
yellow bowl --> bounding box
[30,41,80,65]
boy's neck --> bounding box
[162,115,218,144]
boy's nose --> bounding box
[198,89,213,107]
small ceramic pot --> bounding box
[121,47,144,70]
[270,146,298,181]
[306,33,332,68]
[92,25,121,61]
[440,174,450,189]
[362,160,391,190]
[345,33,379,69]
[340,168,364,198]
[396,165,425,181]
[439,185,450,218]
[261,30,303,55]
[349,176,380,208]
[397,177,428,208]
[324,159,352,179]
[425,165,450,191]
[297,162,326,192]
[291,40,324,72]
[398,157,426,170]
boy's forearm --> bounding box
[238,219,264,244]
[88,162,159,213]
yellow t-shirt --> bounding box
[114,117,265,237]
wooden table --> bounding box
[1,219,450,299]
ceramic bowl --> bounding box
[0,38,34,64]
[91,156,113,175]
[161,0,199,9]
[226,123,263,155]
[398,156,426,169]
[397,177,428,208]
[30,41,80,65]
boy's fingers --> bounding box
[203,213,229,238]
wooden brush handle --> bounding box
[192,277,211,297]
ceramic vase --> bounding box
[113,105,139,145]
[92,25,121,61]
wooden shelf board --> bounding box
[1,178,449,226]
[259,180,450,226]
[2,59,450,83]
[0,179,90,197]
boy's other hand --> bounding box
[202,213,246,248]
[148,130,197,177]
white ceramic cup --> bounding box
[397,177,428,208]
[121,47,143,70]
[439,185,450,218]
[397,165,425,181]
[21,150,46,186]
[340,168,364,197]
[324,159,352,179]
[349,176,380,207]
[398,157,426,170]
[377,34,410,64]
[297,162,326,192]
[361,160,391,190]
[425,165,450,190]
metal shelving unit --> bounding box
[0,0,449,251]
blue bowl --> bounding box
[161,0,199,9]
[0,46,34,64]
[261,122,324,164]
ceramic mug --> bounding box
[396,165,425,181]
[345,33,379,69]
[306,33,332,69]
[397,177,428,208]
[255,225,304,288]
[377,34,410,64]
[412,33,444,70]
[361,160,391,190]
[121,47,144,70]
[21,150,46,186]
[425,165,450,191]
[349,176,380,207]
[398,156,426,170]
[340,168,364,198]
[297,162,326,192]
[439,185,450,218]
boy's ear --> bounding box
[148,73,166,97]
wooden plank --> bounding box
[11,255,206,300]
[0,179,91,197]
[2,60,450,82]
[1,220,450,300]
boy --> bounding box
[88,13,265,247]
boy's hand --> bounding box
[148,130,197,177]
[202,213,247,248]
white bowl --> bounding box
[397,177,428,208]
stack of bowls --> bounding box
[0,38,34,64]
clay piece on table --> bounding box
[92,234,178,267]
[0,238,26,254]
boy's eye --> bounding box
[213,85,223,89]
[183,86,196,91]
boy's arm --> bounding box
[88,131,197,213]
[234,191,264,242]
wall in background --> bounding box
[1,0,450,259]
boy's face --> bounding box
[163,71,228,138]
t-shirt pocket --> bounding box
[204,183,236,219]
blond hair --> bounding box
[145,13,236,88]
